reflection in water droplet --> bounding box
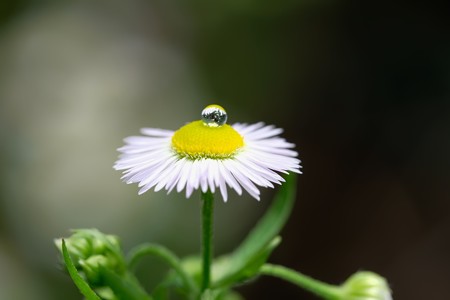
[201,105,227,127]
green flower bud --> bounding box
[55,237,89,267]
[55,229,125,286]
[339,271,392,300]
[79,254,121,285]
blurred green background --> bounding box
[0,0,449,299]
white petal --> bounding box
[222,160,260,200]
[235,154,285,184]
[140,128,174,137]
[167,158,187,193]
[114,123,301,202]
[218,176,228,202]
[177,160,192,193]
[243,125,283,140]
[217,161,242,195]
[207,160,217,193]
[233,122,265,135]
[199,159,209,193]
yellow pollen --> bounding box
[172,120,244,159]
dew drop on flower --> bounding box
[201,105,228,127]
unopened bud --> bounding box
[55,229,124,285]
[339,271,392,300]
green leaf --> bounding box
[61,239,101,300]
[212,236,281,287]
[213,174,297,287]
[99,268,152,300]
[239,236,281,279]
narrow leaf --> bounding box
[61,239,101,300]
[240,236,282,278]
[214,174,297,286]
[215,236,282,288]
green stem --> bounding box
[127,243,198,295]
[201,191,214,293]
[259,264,342,300]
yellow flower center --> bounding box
[171,120,244,159]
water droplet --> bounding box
[201,105,227,127]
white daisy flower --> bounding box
[114,105,301,201]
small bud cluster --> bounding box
[55,229,124,285]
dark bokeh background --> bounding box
[1,1,449,299]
